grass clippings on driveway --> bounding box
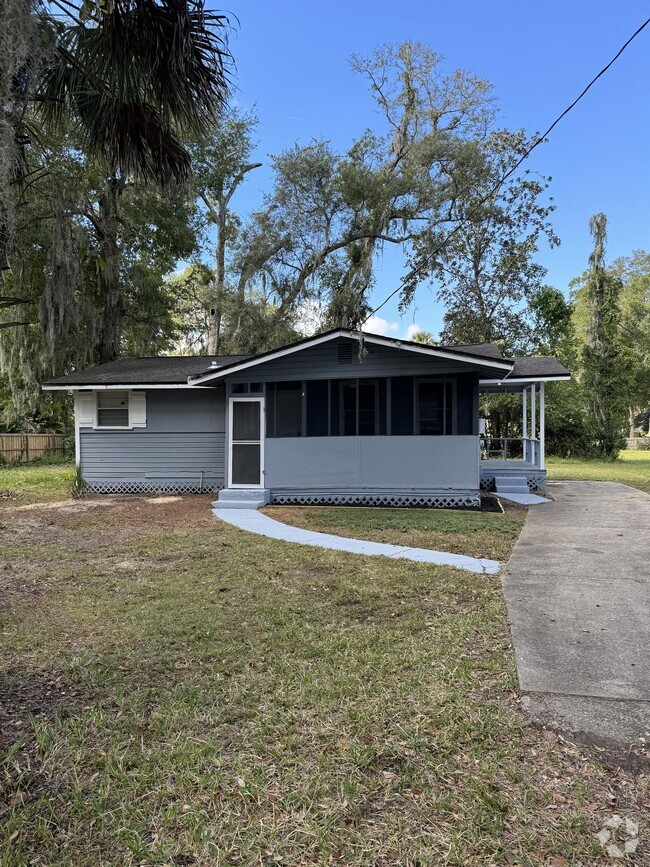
[263,501,526,562]
[0,468,648,865]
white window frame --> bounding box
[93,390,132,430]
[228,395,265,488]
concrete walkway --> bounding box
[504,480,650,744]
[213,507,501,575]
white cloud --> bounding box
[363,316,400,336]
[405,323,423,341]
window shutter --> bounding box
[75,392,95,427]
[129,391,147,427]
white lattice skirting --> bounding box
[480,475,546,492]
[271,493,481,509]
[84,480,225,494]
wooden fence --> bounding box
[0,433,66,463]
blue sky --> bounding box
[212,0,650,339]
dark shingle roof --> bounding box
[42,355,249,386]
[509,356,570,378]
[450,342,504,360]
[41,330,569,388]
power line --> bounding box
[366,16,650,322]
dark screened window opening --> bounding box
[341,380,357,435]
[358,379,378,435]
[97,391,129,427]
[391,377,414,435]
[332,378,380,435]
[268,381,303,437]
[417,380,454,435]
[306,380,329,436]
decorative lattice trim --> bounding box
[84,480,224,495]
[270,493,480,509]
[480,475,547,493]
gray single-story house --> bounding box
[42,328,570,508]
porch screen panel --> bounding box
[341,381,357,435]
[306,380,329,436]
[378,379,387,435]
[231,443,260,485]
[358,379,378,435]
[418,381,445,435]
[267,382,303,437]
[232,401,261,440]
[329,381,341,436]
[391,377,414,435]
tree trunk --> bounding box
[96,175,126,364]
[207,199,227,354]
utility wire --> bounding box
[366,16,650,321]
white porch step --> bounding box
[213,488,271,510]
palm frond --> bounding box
[36,0,233,183]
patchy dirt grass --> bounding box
[0,472,648,865]
[262,501,526,562]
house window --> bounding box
[96,391,129,428]
[267,381,303,437]
[230,382,263,394]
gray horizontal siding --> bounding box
[144,389,225,433]
[264,436,479,492]
[225,339,485,383]
[80,432,225,486]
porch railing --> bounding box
[480,436,540,466]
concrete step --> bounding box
[496,484,530,495]
[212,488,270,510]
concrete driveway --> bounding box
[503,480,650,745]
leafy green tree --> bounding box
[579,214,632,459]
[0,127,200,426]
[189,108,261,352]
[412,129,558,353]
[232,41,496,339]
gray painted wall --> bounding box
[79,388,226,490]
[264,436,479,492]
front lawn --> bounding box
[547,450,650,495]
[1,466,647,865]
[263,503,525,562]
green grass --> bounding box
[0,462,75,504]
[263,504,526,561]
[1,466,647,866]
[547,450,650,495]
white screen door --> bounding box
[229,397,264,487]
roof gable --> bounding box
[189,329,512,384]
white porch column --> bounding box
[539,382,545,470]
[522,387,528,461]
[531,383,536,447]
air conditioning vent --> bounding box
[337,341,353,365]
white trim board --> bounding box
[42,383,198,391]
